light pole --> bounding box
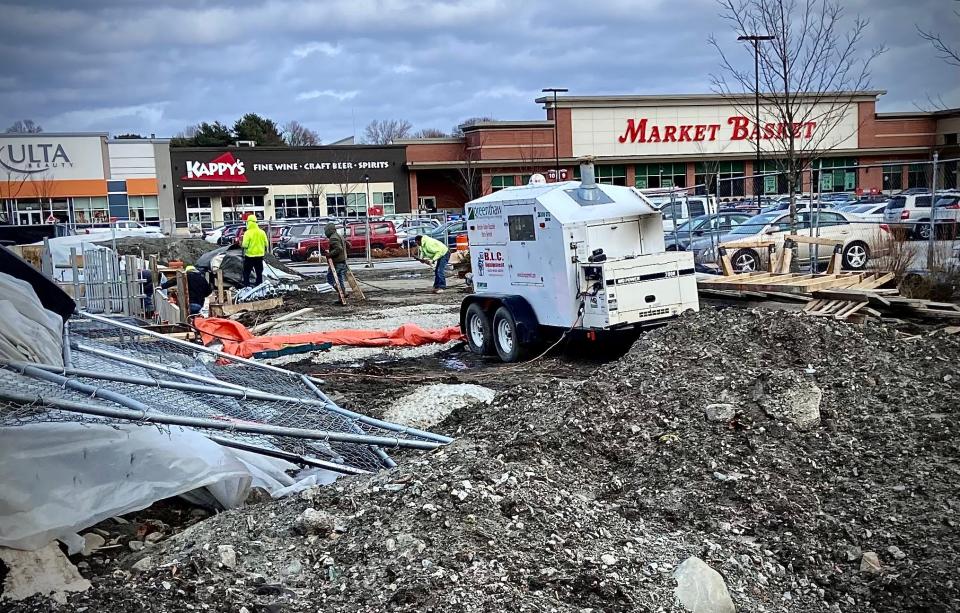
[542,87,568,182]
[738,34,774,211]
[363,174,372,268]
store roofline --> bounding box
[1,132,110,138]
[460,120,554,131]
[536,91,887,107]
[108,138,171,144]
[393,137,464,144]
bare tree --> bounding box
[0,168,30,224]
[283,120,321,146]
[327,149,363,217]
[5,119,42,134]
[363,119,412,144]
[456,133,487,201]
[517,134,553,181]
[452,116,495,136]
[917,7,960,68]
[305,182,325,216]
[412,128,449,138]
[709,0,884,232]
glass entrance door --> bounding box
[18,210,42,225]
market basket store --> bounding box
[170,145,409,229]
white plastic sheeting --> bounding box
[0,421,299,553]
[0,272,63,366]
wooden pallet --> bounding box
[699,271,891,294]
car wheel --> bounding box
[913,221,932,241]
[309,249,321,260]
[492,306,528,363]
[371,243,385,250]
[731,248,761,272]
[842,241,869,270]
[464,303,494,356]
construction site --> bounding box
[1,162,959,613]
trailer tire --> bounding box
[492,306,528,363]
[464,303,494,356]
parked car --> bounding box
[400,220,467,249]
[690,209,875,272]
[881,194,936,240]
[645,195,717,232]
[663,212,752,251]
[273,222,325,257]
[217,224,246,245]
[931,192,960,238]
[820,192,857,205]
[291,221,399,261]
[83,220,164,236]
[845,202,888,225]
[394,217,442,240]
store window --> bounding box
[128,195,160,225]
[186,196,213,230]
[73,196,109,225]
[694,161,746,197]
[908,163,929,189]
[491,175,516,192]
[327,194,346,217]
[221,194,264,222]
[943,160,958,190]
[373,191,396,215]
[346,193,368,215]
[274,195,311,219]
[882,165,903,192]
[813,158,857,193]
[635,163,686,189]
[595,165,627,186]
[756,160,798,195]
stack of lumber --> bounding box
[698,271,960,323]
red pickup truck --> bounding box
[291,221,399,261]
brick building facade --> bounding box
[401,92,960,212]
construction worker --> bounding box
[415,234,450,293]
[160,266,211,315]
[240,214,268,287]
[324,223,348,292]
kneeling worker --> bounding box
[415,234,450,293]
[160,265,211,315]
[324,223,348,292]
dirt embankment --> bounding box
[10,308,960,613]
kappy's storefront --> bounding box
[169,145,410,229]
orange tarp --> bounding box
[193,317,464,359]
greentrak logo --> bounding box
[182,152,248,183]
[467,204,502,220]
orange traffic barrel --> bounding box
[456,234,469,252]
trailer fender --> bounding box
[460,294,540,345]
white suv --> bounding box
[882,194,934,240]
[933,192,960,239]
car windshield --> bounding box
[886,196,906,210]
[660,203,687,220]
[728,212,781,235]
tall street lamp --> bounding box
[542,87,568,181]
[738,34,773,210]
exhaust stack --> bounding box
[577,156,600,202]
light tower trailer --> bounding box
[460,160,700,362]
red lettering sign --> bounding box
[182,152,248,183]
[616,117,818,144]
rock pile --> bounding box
[8,308,959,612]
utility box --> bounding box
[460,160,700,362]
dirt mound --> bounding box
[10,308,959,612]
[96,237,217,265]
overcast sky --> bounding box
[0,0,957,140]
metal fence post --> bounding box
[927,151,939,270]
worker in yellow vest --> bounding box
[241,215,268,287]
[414,234,450,293]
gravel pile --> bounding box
[9,308,959,612]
